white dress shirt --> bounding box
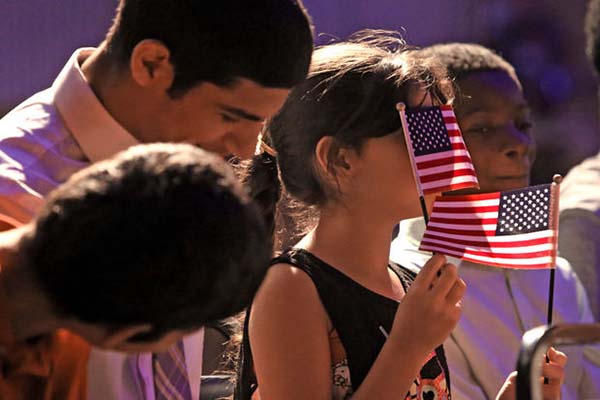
[0,48,204,399]
[559,151,600,320]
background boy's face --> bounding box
[454,70,536,194]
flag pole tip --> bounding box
[552,174,563,184]
[395,102,406,112]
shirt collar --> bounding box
[398,217,427,246]
[53,48,139,163]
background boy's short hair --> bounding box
[418,42,518,83]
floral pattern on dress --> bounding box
[330,329,353,399]
[406,351,450,400]
[330,339,450,400]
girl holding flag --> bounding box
[235,33,566,399]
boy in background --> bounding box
[391,43,600,399]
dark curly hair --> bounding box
[22,143,270,342]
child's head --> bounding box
[105,0,314,94]
[417,43,535,193]
[99,0,314,159]
[20,143,270,350]
[250,32,453,228]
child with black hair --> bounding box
[0,143,271,399]
[392,43,590,399]
[235,34,564,400]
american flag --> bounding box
[419,183,559,269]
[399,105,479,195]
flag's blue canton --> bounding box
[405,107,451,156]
[496,184,551,236]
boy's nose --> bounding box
[502,126,535,161]
[222,129,262,160]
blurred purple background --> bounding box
[1,0,598,183]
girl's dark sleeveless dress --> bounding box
[236,248,451,400]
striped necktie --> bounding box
[153,340,193,400]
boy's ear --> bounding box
[99,324,153,349]
[314,136,359,182]
[129,39,174,91]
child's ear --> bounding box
[129,39,174,91]
[315,136,359,182]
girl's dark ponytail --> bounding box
[243,140,282,240]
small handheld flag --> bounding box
[419,182,560,270]
[397,103,479,196]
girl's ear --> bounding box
[314,136,360,185]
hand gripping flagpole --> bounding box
[396,102,430,224]
[547,174,562,326]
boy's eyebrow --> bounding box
[461,102,531,117]
[218,105,264,122]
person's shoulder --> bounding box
[561,152,600,211]
[257,262,319,303]
[1,88,55,128]
[554,256,584,283]
[250,261,330,342]
[252,261,328,323]
[0,88,71,149]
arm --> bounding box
[249,264,333,400]
[250,255,465,400]
[558,209,600,320]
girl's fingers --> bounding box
[430,263,460,300]
[412,254,447,292]
[445,278,467,305]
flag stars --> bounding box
[496,184,553,235]
[406,107,453,156]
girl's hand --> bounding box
[496,347,568,400]
[390,254,466,355]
